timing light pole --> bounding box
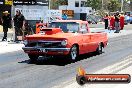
[121,0,124,12]
[102,0,104,9]
[49,0,51,10]
[11,0,15,42]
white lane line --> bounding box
[95,55,132,74]
[108,30,132,38]
[0,42,24,54]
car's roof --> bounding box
[52,20,88,24]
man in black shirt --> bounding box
[114,11,120,33]
[104,14,109,29]
[13,10,25,41]
[1,11,11,41]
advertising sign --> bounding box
[0,0,4,5]
[13,0,48,6]
[46,10,62,23]
[62,10,74,17]
[47,10,62,18]
[5,0,12,5]
[23,9,43,20]
[15,8,43,20]
[14,6,48,21]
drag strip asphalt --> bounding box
[0,32,132,88]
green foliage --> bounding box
[50,0,68,9]
[86,0,101,10]
[97,9,106,17]
[57,0,68,5]
[107,0,121,12]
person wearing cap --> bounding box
[13,10,25,41]
[1,11,11,41]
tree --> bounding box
[103,0,111,10]
[126,0,132,11]
[50,0,59,9]
[50,0,68,9]
[86,0,101,10]
[107,0,121,12]
[123,0,132,11]
[57,0,68,5]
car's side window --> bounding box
[80,24,88,34]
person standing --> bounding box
[109,15,115,30]
[13,10,25,41]
[104,14,109,29]
[114,11,120,33]
[120,12,125,30]
[1,11,11,41]
[0,17,2,25]
[62,12,68,20]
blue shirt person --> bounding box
[62,13,68,20]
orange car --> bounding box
[22,20,108,62]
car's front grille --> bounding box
[28,42,37,47]
[27,41,63,48]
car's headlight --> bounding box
[61,40,67,46]
[23,40,28,45]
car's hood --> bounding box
[26,33,80,40]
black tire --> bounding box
[124,23,128,25]
[76,75,86,85]
[28,54,39,63]
[68,45,79,61]
[96,43,103,54]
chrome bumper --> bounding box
[22,47,70,52]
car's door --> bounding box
[80,23,98,53]
[87,23,99,52]
[79,23,92,54]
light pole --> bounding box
[11,0,15,42]
[49,0,51,10]
[102,0,104,9]
[121,0,124,12]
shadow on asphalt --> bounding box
[18,52,104,66]
[18,60,30,64]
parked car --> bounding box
[125,11,132,24]
[124,15,129,25]
[130,16,132,24]
[22,20,108,63]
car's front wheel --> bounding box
[130,21,132,24]
[96,43,103,54]
[28,54,39,63]
[69,45,79,61]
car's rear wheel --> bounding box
[28,54,39,63]
[96,43,103,54]
[69,45,79,61]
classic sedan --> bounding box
[22,20,108,63]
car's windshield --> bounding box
[49,22,79,33]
